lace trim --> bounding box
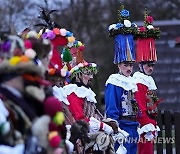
[63,84,97,103]
[105,74,137,92]
[133,71,157,90]
[137,123,160,141]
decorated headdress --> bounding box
[66,41,98,80]
[0,35,50,85]
[36,9,76,77]
[108,3,137,64]
[135,7,161,62]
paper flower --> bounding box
[120,9,130,17]
[131,23,137,27]
[124,20,131,28]
[139,26,146,32]
[108,24,116,31]
[91,63,97,67]
[115,23,124,29]
[146,16,154,24]
[147,25,154,29]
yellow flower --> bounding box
[9,56,21,66]
[53,112,65,126]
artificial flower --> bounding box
[147,25,154,30]
[120,9,130,17]
[108,24,116,30]
[124,20,131,28]
[115,23,124,29]
[139,26,146,32]
[146,16,154,24]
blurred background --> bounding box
[0,0,180,112]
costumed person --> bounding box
[133,7,162,154]
[105,4,140,154]
[63,41,120,154]
[0,34,52,153]
[35,9,78,153]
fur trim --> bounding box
[0,60,43,77]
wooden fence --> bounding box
[155,110,180,154]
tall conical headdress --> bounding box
[108,3,137,64]
[135,7,161,62]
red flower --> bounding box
[146,16,154,24]
[139,26,146,32]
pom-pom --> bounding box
[53,28,60,35]
[49,131,58,140]
[53,112,65,126]
[42,32,48,39]
[9,56,21,65]
[44,96,63,117]
[77,41,82,46]
[20,55,30,62]
[49,122,59,131]
[66,31,73,37]
[61,69,67,77]
[25,49,36,59]
[24,40,32,49]
[53,147,64,154]
[49,68,56,75]
[49,135,61,148]
[47,30,56,40]
[60,28,67,36]
[62,48,72,63]
[67,36,75,43]
[79,45,85,51]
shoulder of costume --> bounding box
[133,71,157,90]
[63,84,97,103]
[53,86,70,105]
[105,73,137,92]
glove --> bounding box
[144,131,154,141]
[102,123,113,135]
[112,128,129,144]
[89,117,101,132]
[89,117,113,134]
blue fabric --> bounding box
[105,84,123,121]
[105,83,139,154]
[114,34,135,64]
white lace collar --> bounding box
[105,74,137,92]
[63,84,97,103]
[53,86,70,105]
[133,71,157,90]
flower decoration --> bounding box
[120,9,129,17]
[146,16,154,24]
[108,4,137,37]
[134,7,160,39]
[69,62,98,79]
